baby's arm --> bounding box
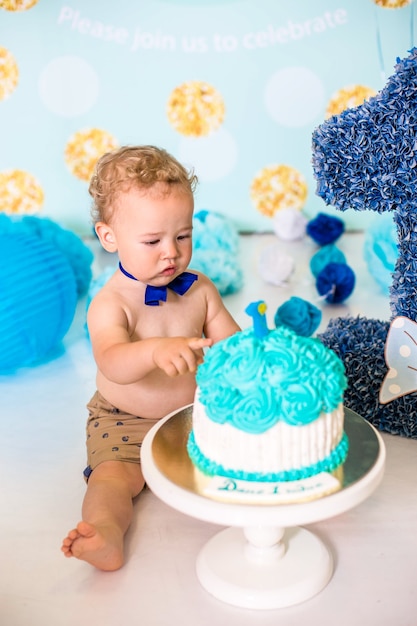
[87,294,211,383]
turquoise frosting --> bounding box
[196,325,347,434]
[187,431,349,482]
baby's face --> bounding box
[109,183,194,286]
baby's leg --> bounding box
[61,460,144,571]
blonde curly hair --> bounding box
[89,145,198,223]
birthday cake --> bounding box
[187,302,349,502]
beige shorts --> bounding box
[83,391,160,481]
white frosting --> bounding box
[192,388,344,476]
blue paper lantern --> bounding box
[0,232,78,373]
[0,214,93,297]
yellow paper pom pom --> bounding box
[371,0,412,7]
[0,169,44,214]
[65,128,118,182]
[167,80,225,137]
[0,0,38,10]
[250,164,307,217]
[326,85,377,118]
[0,47,19,100]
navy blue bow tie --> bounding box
[119,262,198,306]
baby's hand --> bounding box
[153,337,213,377]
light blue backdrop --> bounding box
[0,0,414,234]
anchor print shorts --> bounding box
[83,391,160,481]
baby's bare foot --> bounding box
[61,521,124,571]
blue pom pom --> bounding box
[194,209,210,223]
[192,210,242,295]
[193,210,239,254]
[274,297,322,337]
[310,244,346,277]
[316,262,355,303]
[307,212,344,246]
[0,232,77,373]
[191,248,243,295]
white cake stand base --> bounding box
[196,526,332,609]
[141,406,385,610]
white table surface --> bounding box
[1,232,416,626]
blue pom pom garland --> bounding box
[310,244,346,278]
[306,212,344,246]
[306,213,355,304]
[316,262,356,304]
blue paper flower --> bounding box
[193,209,239,254]
[307,212,345,246]
[191,247,243,295]
[191,209,243,295]
[316,262,355,303]
[310,244,346,278]
[274,296,322,337]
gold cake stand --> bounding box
[141,406,385,610]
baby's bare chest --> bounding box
[128,297,207,340]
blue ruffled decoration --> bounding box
[274,296,322,337]
[363,213,398,295]
[310,244,346,278]
[313,50,417,218]
[319,316,416,438]
[312,48,417,322]
[193,209,240,254]
[191,209,243,295]
[191,247,243,296]
[316,262,355,304]
[312,48,417,438]
[306,212,345,246]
